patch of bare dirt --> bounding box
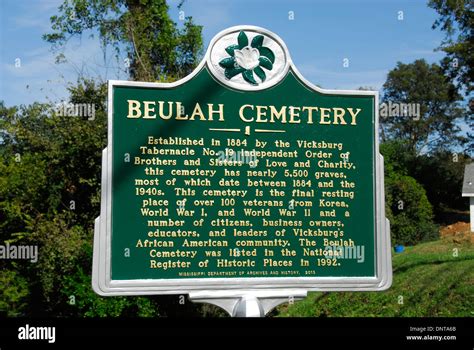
[440,222,473,243]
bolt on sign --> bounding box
[93,26,392,315]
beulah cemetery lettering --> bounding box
[92,26,391,296]
[126,100,361,126]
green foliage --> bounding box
[0,269,29,317]
[43,0,203,82]
[0,81,107,230]
[0,80,160,317]
[379,140,414,175]
[62,268,158,317]
[32,216,90,306]
[428,0,473,95]
[381,59,464,155]
[0,152,48,241]
[278,238,474,317]
[428,1,473,155]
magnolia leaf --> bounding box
[225,44,240,57]
[225,67,245,79]
[253,66,266,82]
[258,46,275,64]
[259,56,273,70]
[251,35,264,48]
[242,70,258,85]
[238,31,248,49]
[219,57,236,68]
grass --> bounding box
[275,236,474,317]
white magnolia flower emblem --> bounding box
[234,47,260,70]
[218,31,275,85]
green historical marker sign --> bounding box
[93,26,392,312]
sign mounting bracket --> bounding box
[188,289,308,317]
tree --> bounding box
[429,0,473,155]
[43,0,203,82]
[381,59,465,155]
[0,81,110,316]
[428,0,473,95]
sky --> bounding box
[0,0,447,107]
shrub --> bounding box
[385,172,439,245]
